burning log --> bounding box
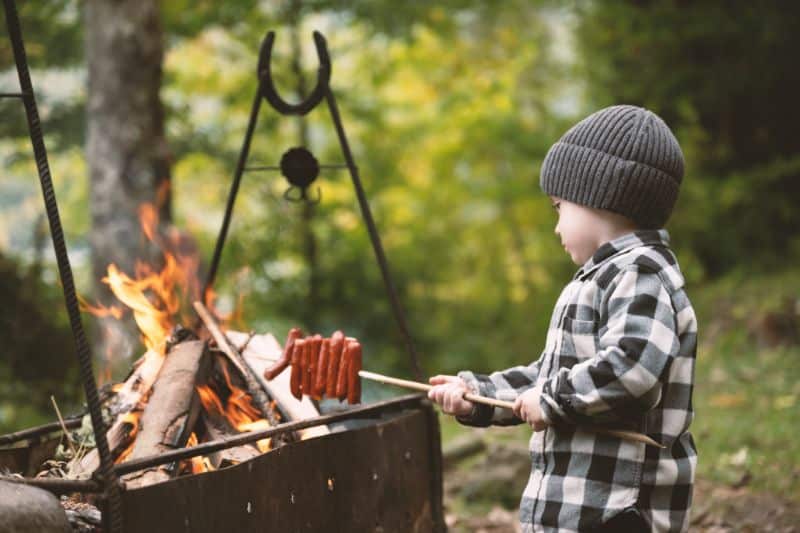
[200,413,260,469]
[122,340,210,489]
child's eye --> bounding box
[551,202,561,211]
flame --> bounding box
[81,193,276,470]
[185,432,215,474]
[83,200,204,357]
[196,385,225,417]
[78,294,124,320]
[115,411,141,464]
[195,358,276,455]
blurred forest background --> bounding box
[1,0,799,508]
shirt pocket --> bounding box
[558,316,598,365]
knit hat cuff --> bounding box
[540,141,680,229]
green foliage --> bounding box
[0,253,81,433]
[162,4,579,381]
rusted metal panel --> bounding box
[0,437,59,477]
[120,400,445,532]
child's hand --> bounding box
[513,386,549,431]
[427,375,474,417]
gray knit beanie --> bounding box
[539,105,684,229]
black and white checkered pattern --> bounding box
[457,229,697,532]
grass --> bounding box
[691,267,800,499]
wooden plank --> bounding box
[225,331,330,440]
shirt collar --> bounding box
[574,228,671,280]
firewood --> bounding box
[122,340,210,489]
[73,348,166,477]
[201,413,260,469]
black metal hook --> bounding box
[283,185,321,205]
[258,30,331,116]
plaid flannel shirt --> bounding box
[457,229,697,532]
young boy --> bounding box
[429,105,697,532]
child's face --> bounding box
[550,196,619,266]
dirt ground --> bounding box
[444,478,800,532]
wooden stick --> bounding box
[50,395,77,457]
[359,370,513,409]
[193,301,249,377]
[358,370,664,448]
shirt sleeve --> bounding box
[539,266,678,427]
[453,357,544,427]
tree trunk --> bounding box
[86,0,171,362]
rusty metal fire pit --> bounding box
[1,394,445,532]
[1,2,444,530]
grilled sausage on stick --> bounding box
[313,339,330,399]
[289,338,305,400]
[325,331,344,398]
[346,340,362,404]
[264,327,302,380]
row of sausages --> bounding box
[263,328,362,404]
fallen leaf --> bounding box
[709,393,747,408]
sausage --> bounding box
[313,339,330,398]
[306,334,322,396]
[264,327,302,380]
[290,339,304,400]
[346,340,362,404]
[300,336,312,394]
[335,340,351,401]
[325,331,344,398]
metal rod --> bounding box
[202,89,263,297]
[2,2,123,530]
[244,163,347,172]
[114,394,425,476]
[0,475,102,495]
[325,90,424,381]
[244,165,281,172]
[0,417,82,446]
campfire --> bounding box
[63,201,324,490]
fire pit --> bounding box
[1,5,445,530]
